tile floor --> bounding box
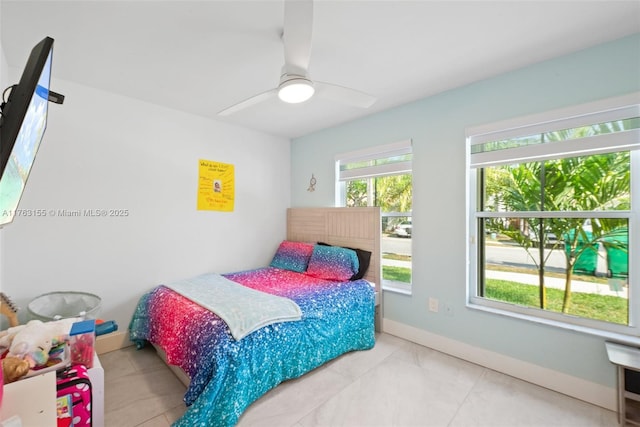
[100,333,618,427]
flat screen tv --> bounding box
[0,36,55,227]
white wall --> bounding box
[0,20,6,295]
[0,76,290,329]
[0,38,6,92]
[0,5,4,86]
[291,33,640,399]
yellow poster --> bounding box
[197,159,235,212]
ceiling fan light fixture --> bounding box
[278,78,315,104]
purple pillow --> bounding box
[305,245,359,281]
[270,241,314,273]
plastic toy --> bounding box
[69,319,96,368]
[1,355,30,383]
[0,318,79,368]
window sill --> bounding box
[382,280,412,296]
[467,301,640,346]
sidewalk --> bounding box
[382,258,628,299]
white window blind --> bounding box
[468,93,640,168]
[336,139,412,181]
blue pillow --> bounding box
[318,242,372,280]
[305,245,359,281]
[270,241,314,273]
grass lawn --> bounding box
[382,253,412,283]
[381,262,627,325]
[383,253,411,262]
[486,279,627,325]
[383,265,411,282]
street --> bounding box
[485,244,567,271]
[381,235,412,255]
[484,243,608,275]
[381,236,609,275]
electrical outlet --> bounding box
[428,297,439,313]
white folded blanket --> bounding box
[164,273,302,340]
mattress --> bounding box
[129,266,375,427]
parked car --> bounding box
[394,221,412,238]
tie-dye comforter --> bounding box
[129,266,375,427]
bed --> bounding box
[129,207,381,427]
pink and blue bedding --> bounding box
[163,272,303,340]
[129,242,375,427]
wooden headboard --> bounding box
[287,207,381,329]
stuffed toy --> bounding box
[0,318,80,368]
[2,356,30,383]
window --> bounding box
[467,94,640,337]
[336,140,413,293]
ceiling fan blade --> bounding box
[218,89,278,116]
[283,0,313,76]
[315,81,377,108]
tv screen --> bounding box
[0,37,54,227]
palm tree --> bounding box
[376,175,412,213]
[486,150,630,313]
[346,180,368,207]
[486,162,553,309]
[544,152,630,311]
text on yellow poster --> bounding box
[197,159,235,212]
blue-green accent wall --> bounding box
[291,34,640,388]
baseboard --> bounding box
[95,331,134,355]
[382,318,616,411]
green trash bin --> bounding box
[564,230,598,275]
[602,228,628,278]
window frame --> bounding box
[336,140,413,294]
[466,93,640,341]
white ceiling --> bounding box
[2,1,639,139]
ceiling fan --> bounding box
[218,0,376,116]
